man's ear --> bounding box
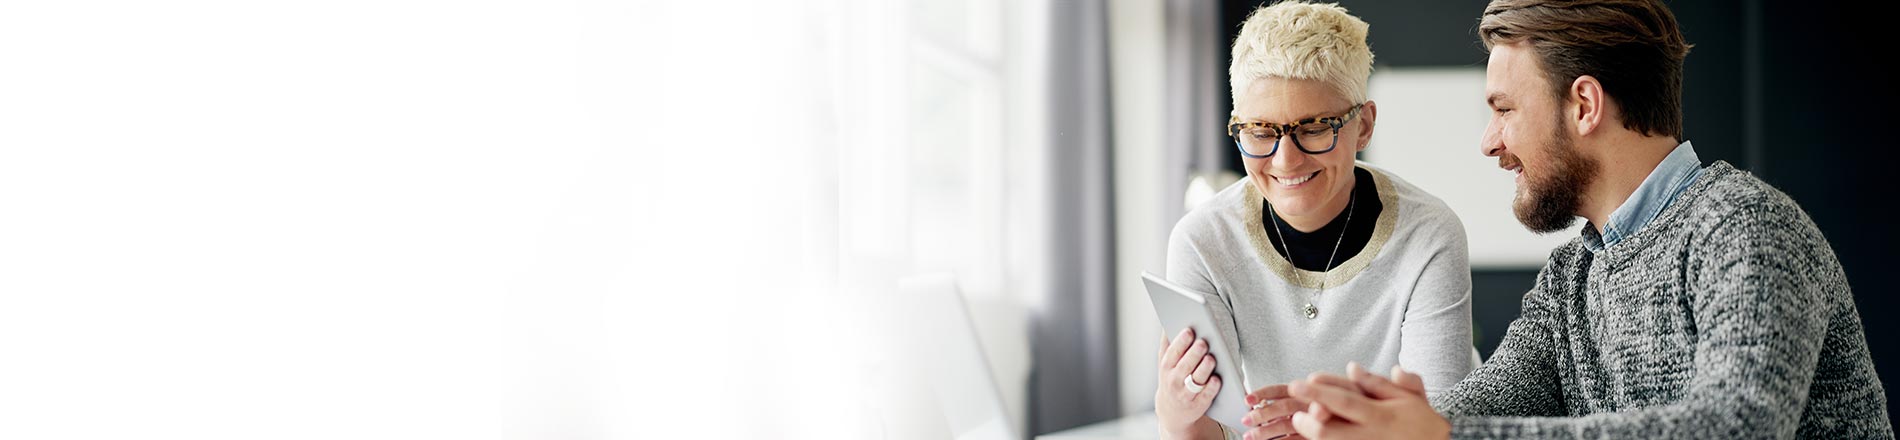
[1570,75,1605,137]
[1354,100,1377,152]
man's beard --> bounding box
[1514,122,1598,234]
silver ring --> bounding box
[1183,375,1206,393]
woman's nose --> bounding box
[1271,140,1307,168]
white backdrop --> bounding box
[1364,67,1580,269]
[0,1,872,438]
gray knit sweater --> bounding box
[1432,161,1893,438]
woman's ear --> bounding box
[1354,100,1377,152]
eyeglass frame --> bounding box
[1226,102,1366,159]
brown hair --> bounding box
[1479,0,1692,140]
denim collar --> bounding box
[1586,141,1704,251]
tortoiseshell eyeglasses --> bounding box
[1226,102,1365,158]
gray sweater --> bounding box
[1433,161,1893,438]
[1167,163,1477,404]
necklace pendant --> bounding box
[1303,303,1318,319]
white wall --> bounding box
[1363,67,1580,268]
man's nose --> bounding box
[1480,118,1503,158]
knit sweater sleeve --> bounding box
[1429,264,1567,418]
[1442,197,1834,439]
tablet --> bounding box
[1142,271,1249,430]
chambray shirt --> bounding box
[1588,141,1704,251]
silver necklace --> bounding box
[1265,190,1355,319]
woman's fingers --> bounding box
[1238,394,1299,426]
[1244,414,1297,439]
[1241,396,1306,427]
[1197,374,1223,401]
[1174,339,1210,376]
[1190,354,1217,385]
[1245,384,1291,406]
[1158,328,1195,370]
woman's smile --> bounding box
[1270,169,1322,188]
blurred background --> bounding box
[0,0,1892,439]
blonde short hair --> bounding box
[1229,1,1374,104]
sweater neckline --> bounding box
[1261,167,1382,271]
[1242,164,1400,289]
[1582,161,1737,267]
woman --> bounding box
[1153,2,1477,439]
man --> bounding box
[1230,0,1894,439]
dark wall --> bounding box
[1754,0,1900,423]
[1220,0,1899,420]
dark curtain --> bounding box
[1028,0,1121,436]
[1164,0,1230,227]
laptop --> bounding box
[898,274,1017,440]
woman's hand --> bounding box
[1155,328,1222,440]
[1240,369,1365,440]
[1239,384,1309,440]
